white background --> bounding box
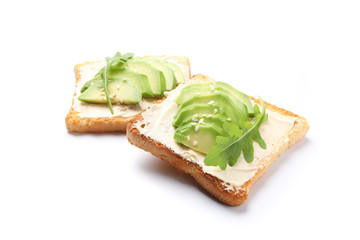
[0,0,359,239]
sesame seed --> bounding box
[193,140,198,146]
[207,114,212,117]
[187,135,190,141]
[195,125,199,132]
[116,85,120,90]
[213,90,219,93]
[227,118,232,121]
[214,109,218,113]
[208,100,215,105]
[90,82,94,86]
[199,118,205,124]
[192,114,199,122]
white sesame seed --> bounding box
[90,82,94,86]
[116,85,120,90]
[190,122,196,125]
[214,109,218,113]
[100,88,104,92]
[199,118,205,124]
[187,135,190,141]
[208,100,215,105]
[192,114,199,122]
[213,90,219,93]
[227,118,232,121]
[195,125,199,132]
[207,114,212,117]
[193,140,198,146]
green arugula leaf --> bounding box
[80,52,134,94]
[99,52,134,114]
[204,98,268,170]
[103,58,114,114]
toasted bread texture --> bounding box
[65,56,191,133]
[127,74,309,206]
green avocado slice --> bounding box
[176,82,254,116]
[164,61,185,84]
[173,103,227,127]
[141,58,177,91]
[78,79,142,105]
[127,58,166,98]
[174,122,224,154]
[178,113,227,128]
[178,92,248,124]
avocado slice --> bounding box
[178,113,227,128]
[78,80,106,103]
[174,122,223,154]
[215,82,254,115]
[127,58,166,98]
[164,61,185,84]
[175,83,212,104]
[81,69,153,97]
[78,79,142,105]
[173,103,227,127]
[108,68,153,97]
[178,92,248,124]
[141,58,177,91]
[176,82,254,116]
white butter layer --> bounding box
[134,82,296,190]
[72,57,190,118]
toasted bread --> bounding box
[127,74,309,206]
[65,56,191,133]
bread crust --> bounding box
[127,74,309,206]
[65,57,191,133]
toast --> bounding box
[65,56,191,133]
[127,74,309,206]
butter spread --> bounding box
[134,82,296,190]
[72,58,190,118]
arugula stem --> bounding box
[104,61,114,114]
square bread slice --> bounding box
[65,56,191,133]
[127,74,309,206]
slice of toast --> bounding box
[127,74,309,206]
[65,56,191,133]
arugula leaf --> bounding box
[204,98,268,170]
[103,58,113,114]
[101,52,134,114]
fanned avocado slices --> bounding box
[78,53,186,114]
[173,80,267,170]
[140,58,177,91]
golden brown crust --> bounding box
[65,57,191,133]
[127,74,309,206]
